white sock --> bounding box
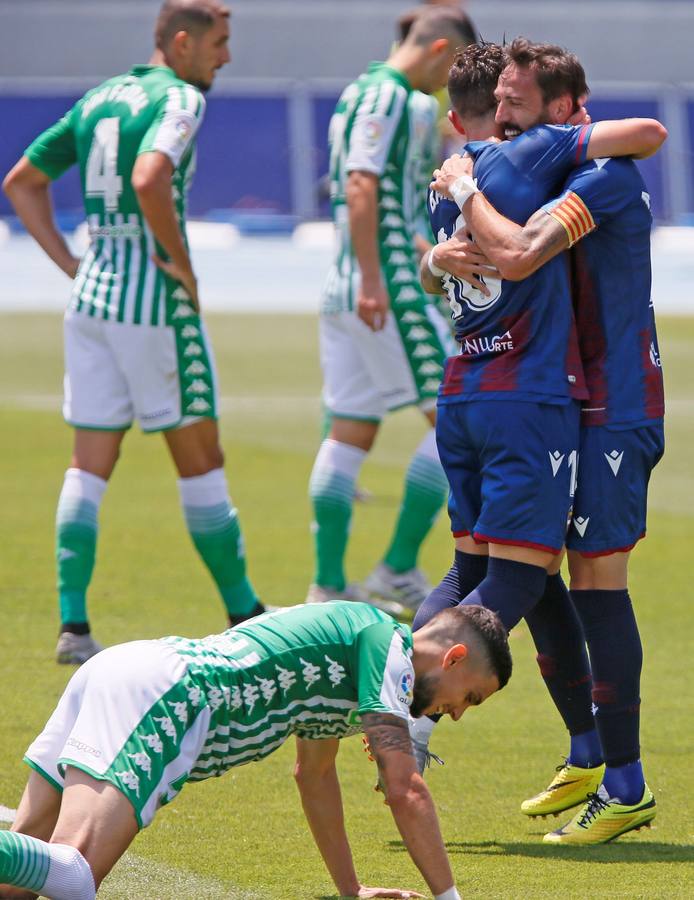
[415,427,440,462]
[177,467,230,508]
[312,438,368,481]
[41,843,96,900]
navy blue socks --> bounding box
[524,574,600,767]
[460,556,547,632]
[572,588,645,804]
[412,550,487,631]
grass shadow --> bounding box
[385,838,694,864]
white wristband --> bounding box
[435,888,461,900]
[450,174,479,211]
[427,247,447,278]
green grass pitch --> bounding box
[1,313,693,898]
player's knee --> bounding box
[43,843,96,900]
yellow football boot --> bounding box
[521,761,605,817]
[543,785,656,845]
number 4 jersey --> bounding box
[26,65,205,326]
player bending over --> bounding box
[0,601,511,899]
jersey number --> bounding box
[85,118,123,212]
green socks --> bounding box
[56,468,107,629]
[309,438,367,590]
[383,429,448,572]
[178,468,259,617]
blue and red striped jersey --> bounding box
[544,157,664,427]
[430,124,592,405]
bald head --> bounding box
[155,0,230,51]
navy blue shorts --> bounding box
[437,399,580,554]
[567,422,664,555]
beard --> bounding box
[410,671,439,718]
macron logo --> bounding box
[573,516,590,537]
[549,451,565,477]
[58,548,78,562]
[604,450,624,476]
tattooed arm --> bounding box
[461,196,570,282]
[362,713,456,897]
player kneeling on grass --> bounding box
[0,602,510,900]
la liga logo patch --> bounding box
[397,670,414,706]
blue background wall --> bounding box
[0,91,685,224]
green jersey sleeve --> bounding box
[138,83,206,168]
[345,79,408,177]
[25,106,78,180]
[356,622,414,721]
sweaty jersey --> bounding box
[161,602,414,780]
[26,65,205,326]
[431,124,593,404]
[324,62,437,318]
[544,158,665,428]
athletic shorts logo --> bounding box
[549,451,565,477]
[573,516,590,537]
[66,737,102,758]
[604,450,624,476]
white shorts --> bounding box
[320,306,452,421]
[25,642,211,828]
[63,309,219,432]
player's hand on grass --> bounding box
[358,278,389,331]
[430,153,474,197]
[152,255,200,312]
[433,232,499,296]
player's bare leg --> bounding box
[568,550,629,590]
[0,767,138,898]
[163,416,224,477]
[11,772,62,842]
[164,418,262,624]
[50,767,138,890]
[55,429,126,665]
[71,430,125,481]
[0,773,61,898]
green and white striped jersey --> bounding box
[26,65,205,326]
[323,62,439,314]
[161,602,414,780]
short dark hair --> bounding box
[155,0,229,50]
[504,37,589,108]
[433,604,513,689]
[448,41,504,119]
[404,6,477,49]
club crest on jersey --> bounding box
[397,670,414,706]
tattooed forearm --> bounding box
[521,209,571,270]
[362,713,414,759]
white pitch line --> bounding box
[0,805,16,824]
